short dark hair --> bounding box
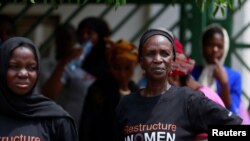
[77,17,111,39]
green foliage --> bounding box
[195,0,243,16]
[1,0,244,15]
[103,0,127,7]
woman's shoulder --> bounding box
[170,86,208,104]
[117,91,140,107]
[39,116,77,135]
[171,86,199,96]
[46,117,76,130]
[48,116,74,123]
[0,115,76,134]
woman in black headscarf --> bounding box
[0,37,78,140]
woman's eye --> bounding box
[145,52,155,57]
[8,64,19,70]
[160,52,170,57]
[27,65,37,71]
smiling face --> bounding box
[140,35,174,81]
[7,46,38,95]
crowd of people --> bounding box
[0,13,250,141]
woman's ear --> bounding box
[168,70,173,76]
[139,57,146,70]
[140,61,145,71]
[169,62,173,71]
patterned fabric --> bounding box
[106,39,138,64]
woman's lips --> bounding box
[16,83,29,88]
[152,67,165,73]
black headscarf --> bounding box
[0,37,71,118]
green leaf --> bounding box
[30,0,35,4]
[121,0,126,5]
[213,5,219,16]
[220,6,225,16]
[195,0,202,9]
[81,0,88,6]
[196,0,206,12]
[238,0,243,8]
[227,0,233,9]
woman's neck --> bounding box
[141,80,171,97]
[119,82,130,91]
[119,82,131,96]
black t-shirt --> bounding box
[0,115,77,141]
[116,86,242,141]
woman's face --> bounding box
[111,58,136,86]
[7,46,38,95]
[203,33,224,64]
[140,35,174,81]
[78,27,99,46]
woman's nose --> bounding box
[213,46,219,52]
[18,69,28,77]
[153,54,162,62]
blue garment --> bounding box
[192,65,242,114]
[137,76,147,88]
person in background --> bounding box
[191,24,250,125]
[169,37,225,107]
[168,38,226,141]
[248,102,250,117]
[41,24,95,127]
[192,24,242,115]
[139,37,225,107]
[0,14,16,46]
[115,28,242,141]
[0,37,77,140]
[78,39,139,141]
[77,16,111,80]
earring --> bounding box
[168,71,173,76]
[141,69,146,75]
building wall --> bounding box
[2,3,250,108]
[1,3,180,82]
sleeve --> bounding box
[187,90,242,132]
[228,70,242,114]
[55,118,78,141]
